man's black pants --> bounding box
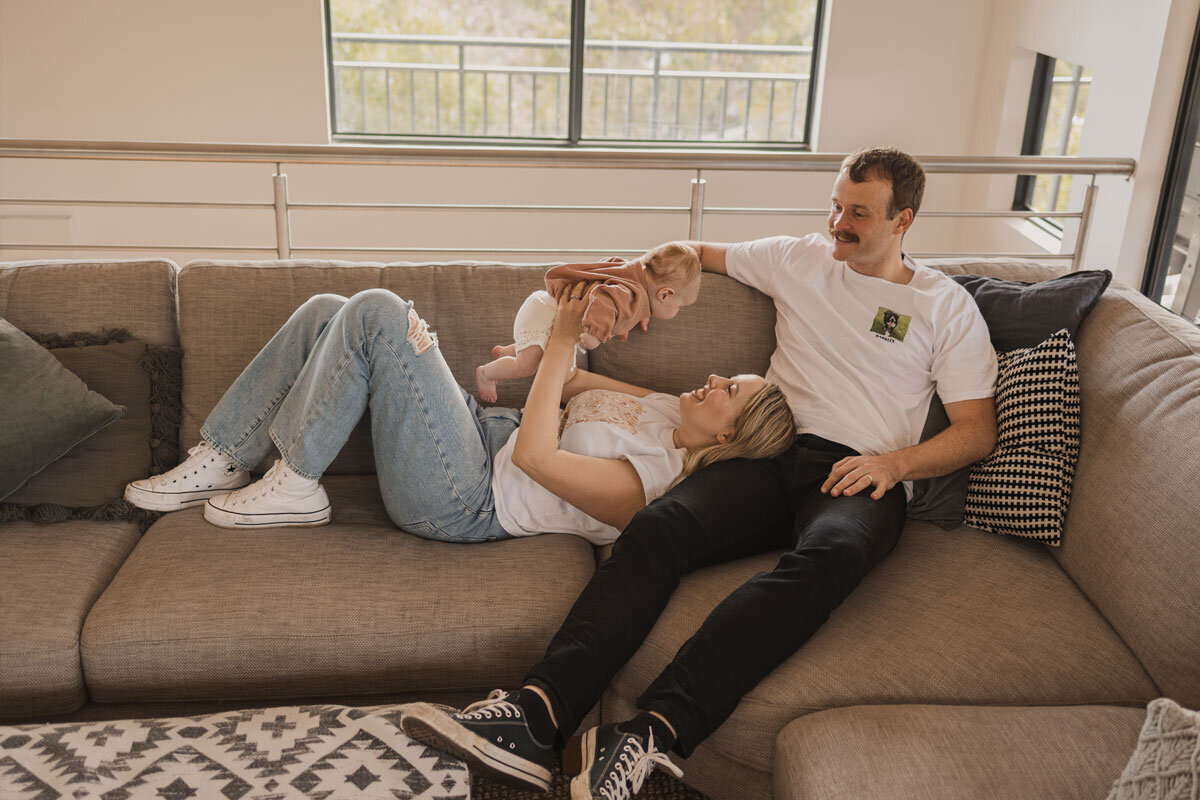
[525,433,907,757]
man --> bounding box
[401,147,999,799]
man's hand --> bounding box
[821,453,904,500]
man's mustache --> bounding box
[830,230,858,243]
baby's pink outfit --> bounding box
[545,261,651,345]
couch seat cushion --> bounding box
[602,519,1158,800]
[774,704,1146,800]
[0,520,142,718]
[81,476,596,704]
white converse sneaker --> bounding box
[203,459,331,529]
[124,441,251,511]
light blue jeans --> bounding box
[200,289,517,542]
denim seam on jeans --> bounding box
[267,429,322,481]
[382,332,490,517]
[201,381,295,473]
[271,344,361,481]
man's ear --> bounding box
[894,208,915,235]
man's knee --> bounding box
[787,520,895,599]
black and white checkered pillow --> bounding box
[963,329,1080,545]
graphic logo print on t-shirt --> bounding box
[870,307,912,342]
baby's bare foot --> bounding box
[492,344,516,358]
[476,365,499,403]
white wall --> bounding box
[0,0,1192,286]
[0,0,330,144]
[963,0,1199,285]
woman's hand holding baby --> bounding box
[551,281,594,345]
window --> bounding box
[1145,10,1200,325]
[1013,54,1092,228]
[325,0,824,147]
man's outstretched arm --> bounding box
[683,241,731,275]
[821,396,998,500]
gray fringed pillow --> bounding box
[0,319,125,501]
[0,326,181,528]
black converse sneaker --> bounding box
[124,441,250,511]
[569,721,682,800]
[400,690,555,792]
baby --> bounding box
[475,241,702,403]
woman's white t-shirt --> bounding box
[726,234,998,499]
[492,389,685,545]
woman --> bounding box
[124,284,795,542]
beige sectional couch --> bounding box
[1,256,1197,800]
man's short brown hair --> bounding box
[841,147,925,219]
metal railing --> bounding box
[0,139,1137,269]
[330,33,812,141]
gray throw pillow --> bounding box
[950,269,1112,350]
[908,269,1110,528]
[5,340,152,507]
[0,318,126,500]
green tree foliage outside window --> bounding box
[328,0,821,144]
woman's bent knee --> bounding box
[343,289,438,355]
[296,293,348,323]
[346,288,406,316]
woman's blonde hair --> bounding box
[678,381,796,481]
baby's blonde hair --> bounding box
[641,242,701,289]
[678,382,796,481]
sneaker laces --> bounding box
[458,690,523,721]
[143,441,228,489]
[224,460,286,506]
[599,731,682,800]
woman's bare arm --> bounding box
[561,367,655,402]
[511,282,648,530]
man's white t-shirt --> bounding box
[492,389,685,545]
[726,234,998,500]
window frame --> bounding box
[1143,9,1200,306]
[1012,54,1055,216]
[322,0,826,150]
[1013,53,1090,235]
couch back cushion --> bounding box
[1053,283,1200,707]
[177,260,553,474]
[0,259,179,347]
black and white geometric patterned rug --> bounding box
[0,704,469,799]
